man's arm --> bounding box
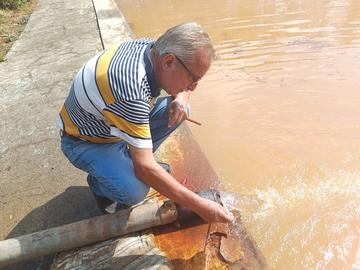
[129,145,233,223]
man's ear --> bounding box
[161,54,175,71]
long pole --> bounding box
[0,200,178,267]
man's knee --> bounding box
[114,183,150,206]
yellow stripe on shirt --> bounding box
[60,106,122,143]
[103,110,151,139]
[95,45,119,105]
[60,105,79,136]
[79,135,121,143]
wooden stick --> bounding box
[186,117,202,126]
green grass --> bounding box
[0,0,35,62]
[3,33,16,42]
[0,0,30,10]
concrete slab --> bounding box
[0,0,104,263]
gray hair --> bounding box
[154,22,215,64]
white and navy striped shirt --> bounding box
[56,39,160,148]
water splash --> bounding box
[220,191,265,225]
[220,169,360,270]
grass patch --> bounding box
[0,0,30,10]
[0,0,36,62]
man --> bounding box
[57,22,233,223]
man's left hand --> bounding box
[168,91,190,127]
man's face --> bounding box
[160,47,212,96]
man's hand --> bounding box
[168,91,190,127]
[195,197,234,223]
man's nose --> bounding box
[187,82,198,91]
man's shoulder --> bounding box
[114,38,153,51]
[107,38,153,71]
[99,38,153,102]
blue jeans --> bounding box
[61,96,180,206]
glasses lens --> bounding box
[175,55,199,83]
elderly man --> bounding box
[57,22,233,223]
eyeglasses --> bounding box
[173,55,201,84]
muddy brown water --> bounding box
[116,0,360,269]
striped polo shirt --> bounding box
[56,38,160,148]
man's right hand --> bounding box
[195,197,234,223]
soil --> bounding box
[0,0,36,62]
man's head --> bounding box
[152,22,215,96]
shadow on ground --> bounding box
[1,186,101,270]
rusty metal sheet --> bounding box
[153,222,208,261]
[155,125,220,192]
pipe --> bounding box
[0,190,223,267]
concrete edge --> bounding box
[91,0,134,49]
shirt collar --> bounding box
[144,42,161,97]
